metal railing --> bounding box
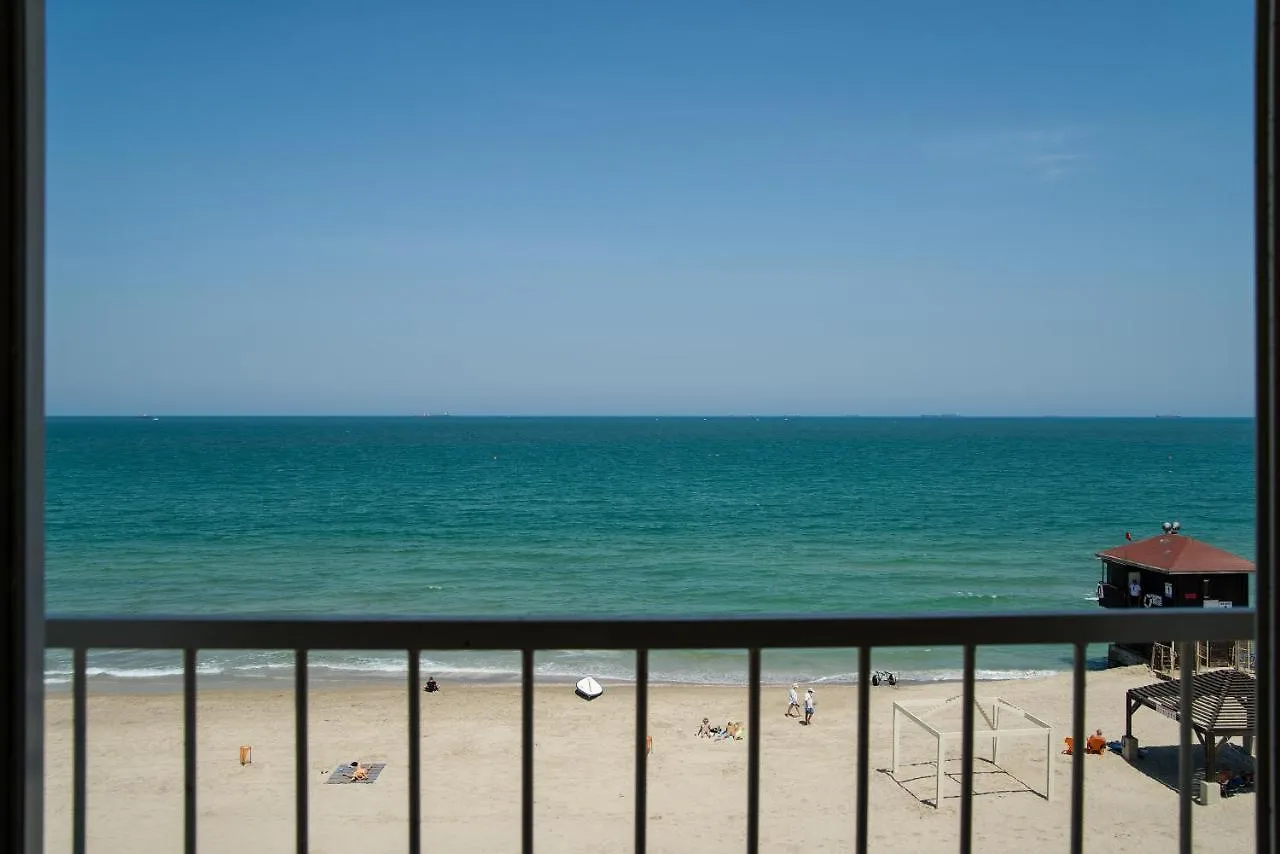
[45,608,1262,854]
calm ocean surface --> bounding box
[44,417,1255,687]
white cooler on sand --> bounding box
[575,676,604,701]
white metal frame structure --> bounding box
[891,695,1054,808]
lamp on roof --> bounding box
[1171,521,1181,534]
[1162,522,1173,534]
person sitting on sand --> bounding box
[785,683,801,717]
[695,718,714,738]
[1218,769,1256,794]
[424,677,439,693]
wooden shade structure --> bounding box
[1125,669,1257,775]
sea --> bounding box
[44,416,1255,689]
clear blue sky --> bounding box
[47,1,1255,416]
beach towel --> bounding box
[326,762,387,784]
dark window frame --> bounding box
[2,0,1275,850]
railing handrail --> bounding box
[45,609,1256,651]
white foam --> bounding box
[795,668,1060,685]
[911,668,1061,683]
[45,663,227,680]
[41,654,1068,687]
[309,658,408,674]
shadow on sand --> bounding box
[878,757,1047,807]
[1117,741,1256,797]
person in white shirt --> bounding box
[785,683,801,717]
[1128,578,1142,606]
[803,688,816,725]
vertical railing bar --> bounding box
[1070,642,1086,854]
[295,650,308,854]
[408,650,421,854]
[1252,0,1277,845]
[73,647,87,854]
[959,644,976,854]
[183,648,198,854]
[746,648,762,854]
[855,647,871,854]
[634,650,648,854]
[522,648,534,854]
[1177,641,1193,854]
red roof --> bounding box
[1096,534,1255,575]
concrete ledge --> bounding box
[1107,644,1150,668]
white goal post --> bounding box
[890,695,1054,808]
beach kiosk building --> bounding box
[1094,524,1254,668]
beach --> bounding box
[43,665,1257,853]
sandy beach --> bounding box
[43,666,1257,853]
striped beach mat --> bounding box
[326,762,387,784]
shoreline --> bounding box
[42,666,1081,696]
[43,650,1110,694]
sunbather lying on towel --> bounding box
[352,765,369,781]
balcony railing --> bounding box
[45,608,1261,854]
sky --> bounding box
[46,1,1256,416]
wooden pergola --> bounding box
[1125,669,1257,775]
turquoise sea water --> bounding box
[45,417,1255,687]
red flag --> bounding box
[1125,532,1132,541]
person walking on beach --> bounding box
[785,683,801,717]
[803,688,816,725]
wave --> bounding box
[43,656,1065,687]
[44,662,227,681]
